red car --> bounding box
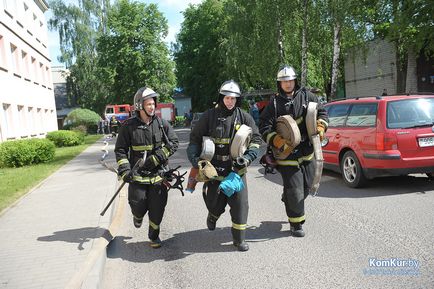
[322,94,434,187]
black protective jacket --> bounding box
[188,105,262,177]
[259,87,328,162]
[115,115,179,183]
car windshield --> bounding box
[387,98,434,129]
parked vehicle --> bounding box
[104,104,132,122]
[104,102,175,123]
[155,102,176,123]
[322,94,434,187]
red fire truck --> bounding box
[104,103,175,123]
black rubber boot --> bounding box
[148,225,162,248]
[232,228,249,252]
[133,216,143,228]
[149,237,162,249]
[290,222,305,237]
[206,213,217,231]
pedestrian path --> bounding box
[0,137,120,289]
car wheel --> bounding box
[340,151,366,188]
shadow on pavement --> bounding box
[255,167,433,198]
[107,221,288,263]
[37,227,109,250]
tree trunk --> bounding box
[405,47,418,93]
[301,0,308,87]
[330,21,341,100]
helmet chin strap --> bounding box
[144,109,154,118]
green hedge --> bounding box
[63,108,100,133]
[46,130,85,147]
[0,138,55,168]
[173,116,186,127]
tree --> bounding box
[370,0,434,93]
[97,0,176,104]
[48,0,110,112]
[173,0,228,111]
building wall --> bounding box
[0,0,57,142]
[52,65,68,109]
[173,96,191,116]
[344,39,398,97]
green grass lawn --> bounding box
[0,135,101,213]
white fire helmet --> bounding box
[219,80,241,97]
[133,87,159,110]
[276,65,297,81]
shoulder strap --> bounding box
[273,98,277,119]
[156,116,172,148]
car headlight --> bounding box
[321,137,329,147]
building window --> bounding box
[45,66,51,87]
[17,105,27,137]
[28,107,35,135]
[4,0,16,18]
[40,63,46,87]
[31,56,38,84]
[22,50,30,80]
[10,43,21,77]
[37,108,43,133]
[0,35,7,71]
[2,103,13,138]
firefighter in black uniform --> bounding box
[187,80,262,251]
[110,115,119,137]
[115,87,179,248]
[259,66,328,237]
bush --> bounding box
[46,130,85,147]
[71,125,88,136]
[63,108,100,133]
[0,138,55,167]
[173,116,186,127]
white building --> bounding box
[0,0,57,143]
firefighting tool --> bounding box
[271,115,301,160]
[306,102,323,196]
[230,124,252,158]
[200,136,215,161]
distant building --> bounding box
[52,66,78,129]
[173,90,191,116]
[344,39,434,98]
[0,0,57,142]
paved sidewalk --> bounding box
[0,137,120,289]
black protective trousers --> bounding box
[128,182,168,239]
[204,175,249,243]
[277,160,315,224]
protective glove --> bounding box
[272,134,293,153]
[120,170,133,183]
[317,120,326,141]
[272,134,288,150]
[144,155,159,171]
[154,147,170,164]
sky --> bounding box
[46,0,203,67]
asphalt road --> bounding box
[102,128,434,289]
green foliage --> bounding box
[173,0,229,111]
[0,139,55,168]
[48,0,110,113]
[46,130,85,147]
[63,108,100,133]
[370,0,434,56]
[0,135,101,213]
[97,0,176,104]
[173,116,186,127]
[71,125,88,136]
